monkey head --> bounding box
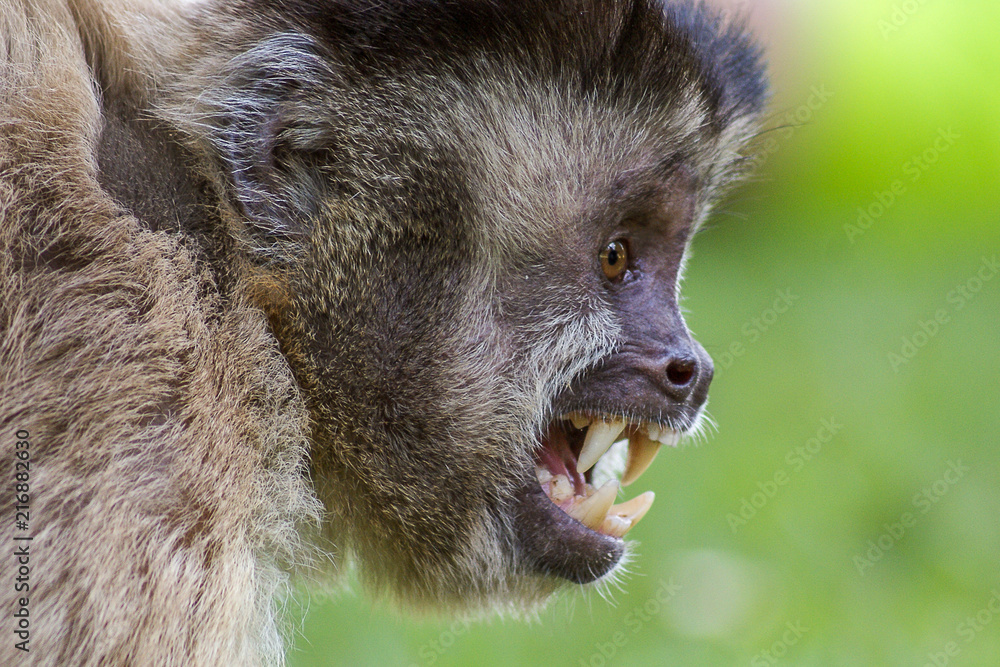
[180,0,767,612]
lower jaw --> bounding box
[512,414,682,583]
[513,482,625,584]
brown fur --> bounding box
[2,2,318,664]
[1,0,766,663]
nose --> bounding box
[654,340,713,405]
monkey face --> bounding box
[286,128,737,608]
[509,166,715,585]
[204,0,766,612]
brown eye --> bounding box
[600,240,629,280]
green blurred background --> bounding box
[289,1,1000,664]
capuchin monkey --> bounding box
[0,0,767,663]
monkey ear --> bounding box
[211,34,332,249]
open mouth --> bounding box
[536,414,679,538]
[514,411,683,584]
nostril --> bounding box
[665,358,696,387]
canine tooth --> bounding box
[607,491,655,536]
[568,413,590,430]
[621,433,663,486]
[600,514,632,539]
[609,491,655,520]
[566,480,619,530]
[576,419,627,473]
[549,474,573,503]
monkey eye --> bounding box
[599,240,629,281]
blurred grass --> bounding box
[289,1,1000,664]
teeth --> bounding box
[656,428,681,448]
[600,514,633,539]
[601,491,655,537]
[609,491,655,522]
[621,432,663,487]
[646,423,661,441]
[549,474,574,504]
[566,480,619,530]
[535,416,674,535]
[577,419,627,473]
